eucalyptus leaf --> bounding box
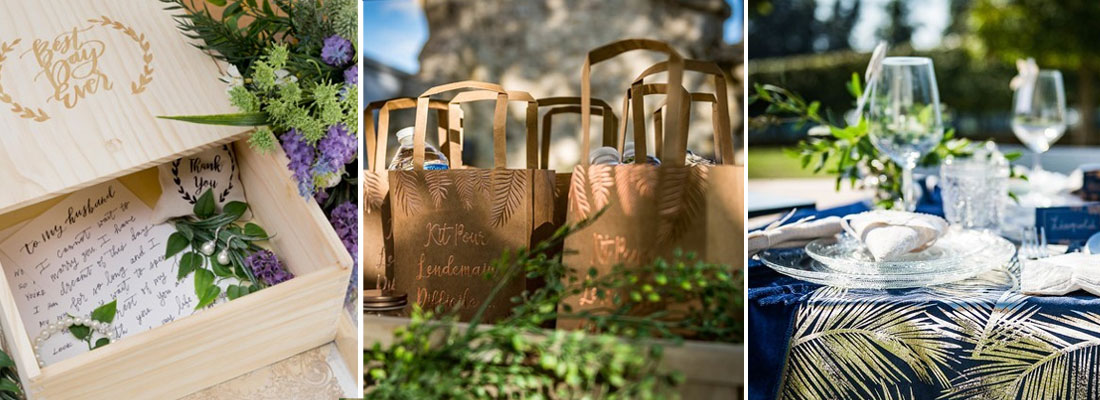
[194,268,215,298]
[193,189,216,218]
[211,256,234,278]
[244,223,268,238]
[68,323,90,341]
[91,300,117,324]
[165,232,189,259]
[179,252,203,281]
[196,285,221,309]
[223,201,248,220]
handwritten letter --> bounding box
[0,181,193,365]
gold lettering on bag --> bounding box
[28,26,113,109]
[592,233,642,265]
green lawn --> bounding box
[747,147,835,179]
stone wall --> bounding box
[377,0,742,168]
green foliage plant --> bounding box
[365,211,743,399]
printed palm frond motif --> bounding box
[392,171,424,216]
[614,165,657,216]
[364,171,388,213]
[455,169,490,211]
[489,170,526,227]
[656,166,708,244]
[588,165,614,212]
[941,308,1100,399]
[424,171,453,208]
[569,165,592,218]
[780,286,960,400]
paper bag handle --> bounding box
[617,83,693,165]
[536,97,618,169]
[650,92,729,165]
[626,59,735,165]
[365,97,451,172]
[581,39,685,167]
[447,90,540,169]
[414,81,510,169]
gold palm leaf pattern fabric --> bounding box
[778,261,1100,400]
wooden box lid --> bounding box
[0,0,244,214]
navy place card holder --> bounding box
[1035,204,1100,244]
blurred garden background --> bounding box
[364,0,744,170]
[748,0,1100,179]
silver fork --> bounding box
[1020,227,1049,260]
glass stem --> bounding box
[1032,151,1042,173]
[901,165,916,211]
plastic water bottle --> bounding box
[685,150,716,166]
[388,127,450,170]
[588,146,621,165]
[621,142,661,165]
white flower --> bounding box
[1010,58,1039,91]
[219,65,244,88]
[275,69,298,85]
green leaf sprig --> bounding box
[0,349,20,399]
[753,73,977,209]
[365,210,743,398]
[165,189,275,309]
[67,300,117,351]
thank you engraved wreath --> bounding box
[0,15,154,122]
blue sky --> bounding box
[363,0,744,74]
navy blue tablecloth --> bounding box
[748,196,1100,399]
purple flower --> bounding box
[246,249,293,286]
[321,35,353,66]
[343,64,358,86]
[318,124,356,171]
[330,201,357,264]
[314,189,330,205]
[281,129,316,196]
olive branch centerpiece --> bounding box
[164,189,292,309]
[752,74,1025,208]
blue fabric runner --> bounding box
[748,190,1100,400]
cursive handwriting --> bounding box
[26,26,113,108]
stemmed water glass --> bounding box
[1012,70,1066,172]
[867,57,944,211]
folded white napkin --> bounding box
[841,210,949,261]
[748,211,844,257]
[1021,253,1100,296]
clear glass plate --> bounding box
[804,228,995,274]
[757,229,1015,289]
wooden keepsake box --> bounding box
[0,1,355,398]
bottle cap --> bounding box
[363,289,408,310]
[589,146,621,165]
[395,127,415,146]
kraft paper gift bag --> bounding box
[386,81,554,323]
[364,97,452,291]
[536,96,620,229]
[559,40,743,329]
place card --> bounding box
[1080,164,1100,201]
[0,180,194,365]
[1035,204,1100,244]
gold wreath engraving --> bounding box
[0,39,50,121]
[87,16,154,94]
[0,16,154,123]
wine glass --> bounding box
[867,57,944,211]
[1011,70,1066,172]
